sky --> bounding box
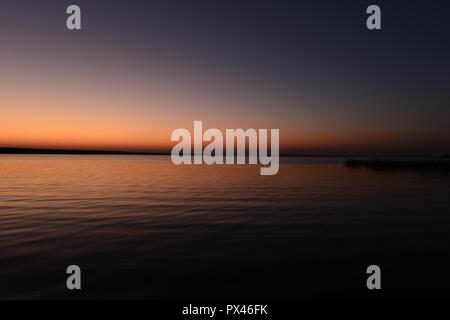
[1,0,449,155]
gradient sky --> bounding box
[1,0,449,155]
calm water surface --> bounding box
[1,155,449,299]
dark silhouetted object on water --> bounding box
[345,159,450,172]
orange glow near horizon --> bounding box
[1,51,448,155]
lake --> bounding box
[0,155,449,299]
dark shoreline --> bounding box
[1,147,448,159]
[345,159,450,172]
[0,148,165,156]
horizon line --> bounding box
[0,147,447,158]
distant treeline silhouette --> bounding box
[2,147,450,161]
[345,158,450,172]
[0,148,164,155]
